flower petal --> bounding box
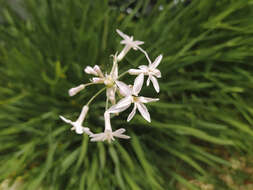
[114,128,126,134]
[59,115,72,124]
[113,128,130,139]
[76,105,89,124]
[146,76,151,86]
[92,77,104,84]
[106,87,116,105]
[90,133,105,142]
[84,66,97,75]
[116,29,130,40]
[113,133,130,139]
[133,73,144,95]
[115,80,132,96]
[127,104,137,122]
[128,69,143,75]
[153,69,161,78]
[134,40,144,46]
[150,75,160,93]
[138,65,148,71]
[83,127,93,135]
[151,54,163,70]
[104,112,112,131]
[75,125,84,134]
[138,96,159,103]
[117,45,131,61]
[107,96,132,114]
[110,61,118,79]
[136,103,151,122]
[93,65,104,77]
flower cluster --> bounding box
[60,29,162,143]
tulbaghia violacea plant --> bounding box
[60,29,162,143]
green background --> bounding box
[0,0,253,189]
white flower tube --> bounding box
[60,105,92,135]
[68,84,85,96]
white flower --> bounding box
[116,29,144,61]
[85,55,119,104]
[59,105,92,135]
[68,84,85,96]
[90,112,130,143]
[129,54,162,93]
[107,73,159,122]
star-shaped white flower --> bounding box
[90,112,130,143]
[84,56,119,104]
[116,29,144,61]
[128,54,162,93]
[59,105,92,135]
[107,73,159,122]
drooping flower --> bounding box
[107,73,159,122]
[59,105,92,135]
[128,54,162,93]
[90,112,130,143]
[116,29,144,61]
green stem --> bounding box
[86,87,106,106]
[106,97,109,110]
[118,70,129,79]
[84,82,95,87]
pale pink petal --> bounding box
[138,96,159,103]
[90,133,105,142]
[150,75,160,93]
[146,76,151,86]
[92,77,104,84]
[104,112,112,131]
[83,127,93,135]
[113,133,130,139]
[106,87,116,105]
[107,96,132,114]
[59,115,72,124]
[153,69,161,78]
[75,125,84,134]
[114,128,126,134]
[115,80,132,96]
[116,29,130,40]
[117,45,131,61]
[110,62,118,79]
[113,128,130,139]
[128,69,143,75]
[84,66,97,75]
[150,54,163,70]
[133,73,144,95]
[136,103,151,122]
[93,65,104,77]
[127,104,137,122]
[138,65,148,71]
[135,40,144,46]
[76,105,89,124]
[90,132,104,138]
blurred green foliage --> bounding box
[0,0,253,189]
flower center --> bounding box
[132,95,139,103]
[104,76,114,87]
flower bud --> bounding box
[68,84,85,96]
[84,66,97,75]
